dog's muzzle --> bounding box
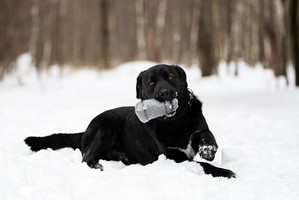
[155,89,177,102]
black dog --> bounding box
[25,64,235,178]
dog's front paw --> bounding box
[198,145,217,161]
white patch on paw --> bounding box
[198,145,217,161]
[199,145,217,154]
[194,147,223,166]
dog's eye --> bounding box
[149,81,155,86]
[168,73,174,80]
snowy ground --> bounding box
[1,54,299,200]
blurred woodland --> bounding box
[0,0,298,85]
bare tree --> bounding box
[290,0,299,86]
[187,0,200,66]
[28,0,39,66]
[198,0,217,76]
[98,0,110,68]
[156,0,167,61]
[136,0,146,60]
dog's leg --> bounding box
[197,161,236,178]
[166,149,235,178]
[82,126,119,170]
[80,111,124,170]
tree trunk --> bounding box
[290,0,299,86]
[72,2,81,67]
[187,0,200,66]
[29,0,39,66]
[100,0,110,68]
[136,0,146,60]
[198,0,216,77]
[258,0,265,64]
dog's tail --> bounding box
[24,132,83,152]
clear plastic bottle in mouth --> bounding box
[135,98,179,123]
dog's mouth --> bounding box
[163,98,179,118]
[165,110,176,118]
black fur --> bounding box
[24,64,235,178]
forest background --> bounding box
[0,0,298,86]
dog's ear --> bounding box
[173,65,188,87]
[136,71,145,99]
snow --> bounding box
[1,54,299,199]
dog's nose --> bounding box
[157,89,173,102]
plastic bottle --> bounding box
[135,98,178,123]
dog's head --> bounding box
[136,64,188,102]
